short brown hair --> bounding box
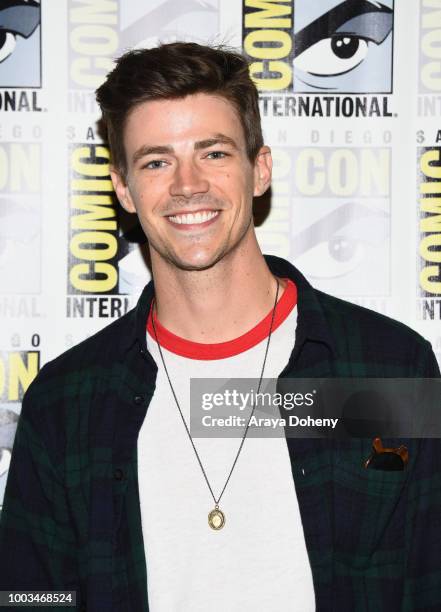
[95,42,263,178]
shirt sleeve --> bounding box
[0,371,80,601]
[403,340,441,610]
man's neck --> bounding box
[150,238,286,344]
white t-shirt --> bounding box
[137,279,315,612]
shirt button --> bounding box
[114,468,124,481]
[133,395,144,405]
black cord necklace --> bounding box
[150,278,280,530]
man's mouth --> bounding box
[167,210,220,226]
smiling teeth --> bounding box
[168,210,219,225]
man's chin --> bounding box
[163,250,227,272]
[169,257,222,272]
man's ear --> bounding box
[110,166,136,213]
[253,146,272,197]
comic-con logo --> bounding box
[243,0,394,94]
[67,143,134,318]
[68,0,219,98]
[418,147,441,305]
[0,0,41,88]
[418,0,441,117]
[0,350,39,404]
[419,0,441,94]
[68,144,127,295]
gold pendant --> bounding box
[208,506,225,530]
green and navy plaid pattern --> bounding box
[0,255,440,612]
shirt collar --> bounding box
[263,255,337,359]
[122,254,337,358]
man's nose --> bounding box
[169,159,210,199]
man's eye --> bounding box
[206,151,227,159]
[294,36,369,77]
[144,160,167,169]
[0,31,16,64]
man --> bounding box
[0,42,440,612]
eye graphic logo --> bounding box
[243,0,394,94]
[0,0,41,88]
[293,0,393,93]
[267,146,391,296]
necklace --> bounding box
[150,278,280,530]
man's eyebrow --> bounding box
[194,135,239,150]
[132,144,174,164]
[294,0,392,56]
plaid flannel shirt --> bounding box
[0,255,440,612]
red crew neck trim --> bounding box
[146,278,297,360]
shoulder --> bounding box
[267,254,434,361]
[315,290,439,376]
[18,308,139,463]
[26,307,137,400]
[317,290,421,341]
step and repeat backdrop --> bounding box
[0,0,440,506]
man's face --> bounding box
[111,93,271,272]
